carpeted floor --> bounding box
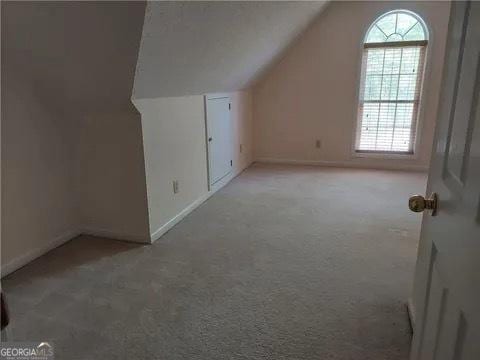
[2,164,427,359]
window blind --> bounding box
[356,44,426,154]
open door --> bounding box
[205,95,233,187]
[409,2,480,359]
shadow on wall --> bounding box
[76,103,151,243]
[1,1,150,275]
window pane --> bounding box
[396,14,418,37]
[398,74,418,100]
[365,49,385,75]
[376,103,396,151]
[358,102,415,152]
[381,74,400,100]
[400,47,421,73]
[359,103,380,149]
[365,11,426,44]
[357,45,424,153]
[364,75,382,100]
[383,48,402,74]
[391,104,414,151]
[376,13,397,37]
[386,33,403,42]
[366,25,387,43]
[403,22,426,41]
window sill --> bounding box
[352,151,417,160]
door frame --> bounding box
[204,93,232,191]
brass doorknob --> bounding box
[409,193,438,216]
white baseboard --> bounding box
[1,229,81,278]
[150,162,251,243]
[1,162,252,277]
[81,228,150,244]
[150,192,211,242]
[255,158,429,172]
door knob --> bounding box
[208,137,212,142]
[409,193,438,216]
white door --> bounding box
[205,95,232,186]
[410,2,480,360]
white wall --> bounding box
[253,1,450,171]
[135,96,208,238]
[75,106,151,243]
[133,90,253,241]
[230,91,254,174]
[1,61,78,275]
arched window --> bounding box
[355,10,428,154]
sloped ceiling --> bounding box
[133,1,328,99]
[2,1,145,114]
[3,1,329,111]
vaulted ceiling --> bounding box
[3,1,329,113]
[133,1,328,99]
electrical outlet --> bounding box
[173,180,179,194]
[315,139,322,149]
[240,144,243,153]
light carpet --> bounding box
[2,164,427,359]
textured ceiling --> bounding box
[3,1,329,112]
[133,1,328,99]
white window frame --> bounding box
[351,10,430,160]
